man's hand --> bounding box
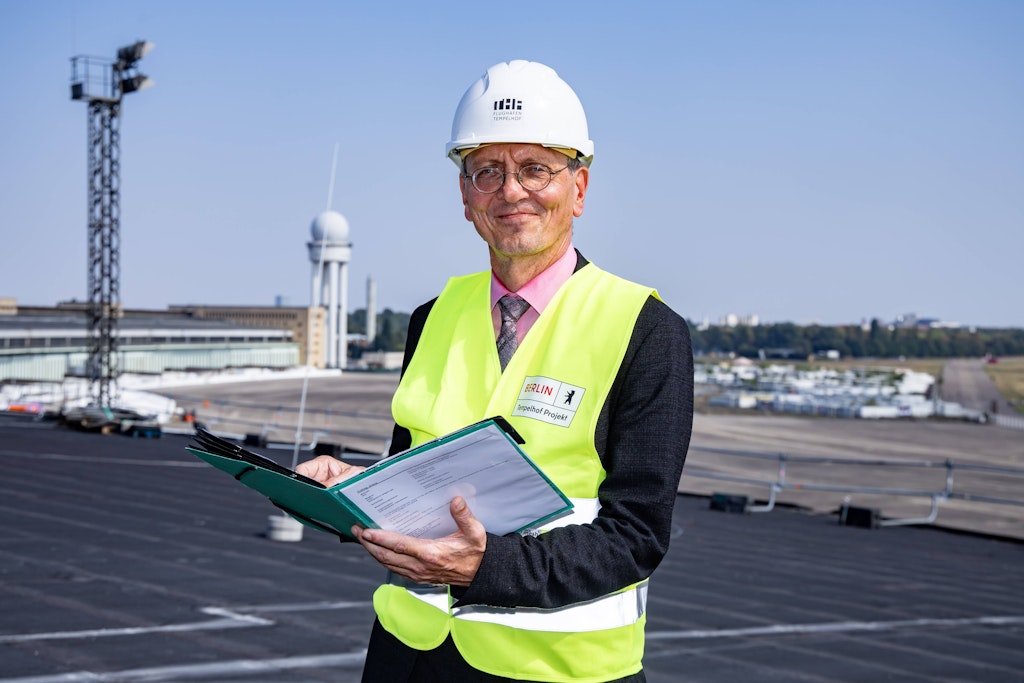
[352,496,486,587]
[295,455,365,488]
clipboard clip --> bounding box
[488,415,525,444]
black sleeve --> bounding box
[456,296,694,608]
[387,298,436,456]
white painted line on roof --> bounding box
[0,651,367,683]
[228,599,372,613]
[0,601,371,645]
[0,449,206,467]
[4,615,1021,682]
[0,607,272,644]
[647,614,1024,640]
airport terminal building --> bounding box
[0,298,327,382]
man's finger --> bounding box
[450,496,485,538]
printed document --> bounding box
[336,421,570,537]
[187,418,572,540]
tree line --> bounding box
[688,319,1024,359]
[349,309,1023,359]
[348,308,410,354]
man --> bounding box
[298,60,693,683]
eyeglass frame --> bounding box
[462,163,571,194]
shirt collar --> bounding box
[490,244,578,314]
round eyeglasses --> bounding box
[463,164,569,194]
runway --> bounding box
[942,358,1016,416]
[1,410,1022,682]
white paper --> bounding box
[333,423,571,538]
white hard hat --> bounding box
[446,60,594,168]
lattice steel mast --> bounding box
[70,41,154,406]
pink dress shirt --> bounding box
[490,244,578,345]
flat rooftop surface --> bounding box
[1,413,1022,682]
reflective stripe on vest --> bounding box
[391,576,649,633]
[456,582,648,632]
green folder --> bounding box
[186,417,572,541]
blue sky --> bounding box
[1,0,1021,327]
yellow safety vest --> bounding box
[379,263,656,682]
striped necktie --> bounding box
[496,294,530,372]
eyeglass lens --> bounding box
[469,165,562,193]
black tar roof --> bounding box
[1,413,1021,683]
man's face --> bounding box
[460,143,589,262]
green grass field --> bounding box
[985,356,1024,414]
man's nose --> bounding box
[498,171,530,201]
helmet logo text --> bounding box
[492,98,523,122]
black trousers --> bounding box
[361,619,646,683]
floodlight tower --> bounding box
[69,40,154,406]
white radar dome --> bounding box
[310,210,350,242]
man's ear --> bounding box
[459,173,472,221]
[572,166,589,218]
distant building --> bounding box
[894,312,919,328]
[895,312,963,331]
[0,299,324,383]
[919,318,963,330]
[168,304,326,367]
[719,313,760,328]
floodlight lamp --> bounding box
[121,74,155,94]
[117,40,155,66]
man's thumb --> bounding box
[451,496,477,528]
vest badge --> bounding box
[512,376,586,428]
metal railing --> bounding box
[169,394,1024,531]
[171,411,389,450]
[170,393,394,425]
[991,413,1024,431]
[684,445,1024,527]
